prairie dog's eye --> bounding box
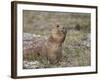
[56,25,59,28]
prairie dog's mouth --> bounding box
[59,28,66,33]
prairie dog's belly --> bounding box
[46,42,62,64]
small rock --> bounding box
[23,61,41,69]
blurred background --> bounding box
[23,10,91,69]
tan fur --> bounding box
[43,25,67,64]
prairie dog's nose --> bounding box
[62,27,67,34]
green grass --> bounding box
[23,30,91,68]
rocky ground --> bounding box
[23,32,91,69]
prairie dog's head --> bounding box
[51,25,67,35]
[51,25,67,42]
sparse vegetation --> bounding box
[23,10,91,69]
